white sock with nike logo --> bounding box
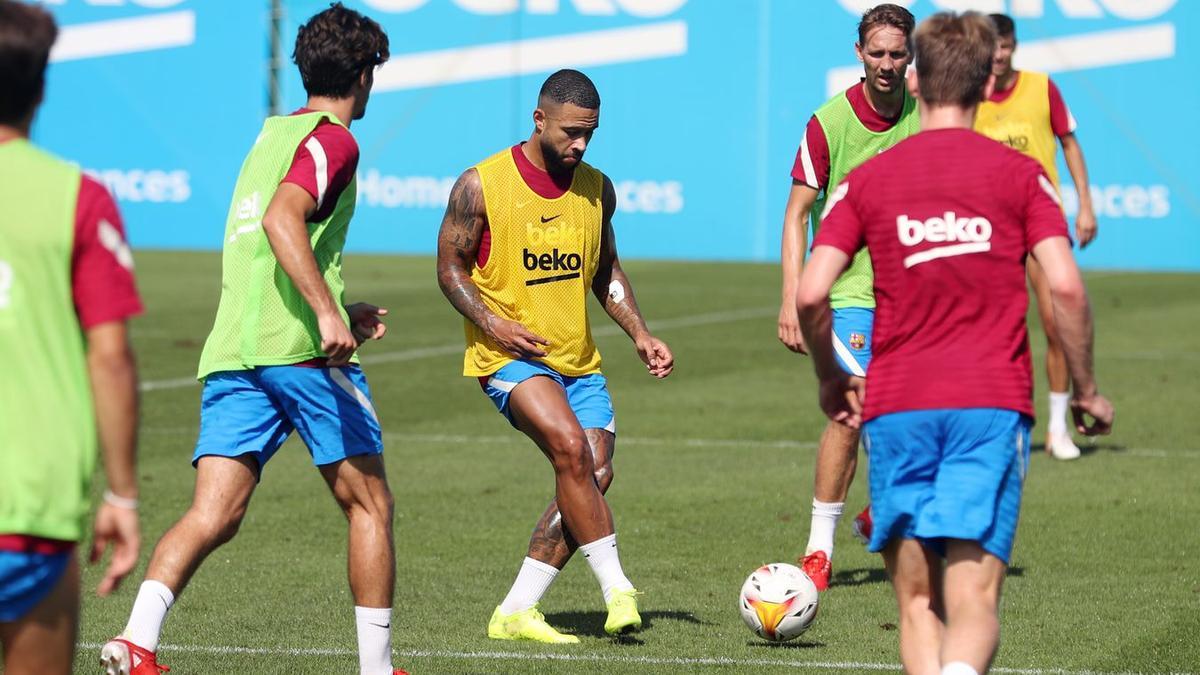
[579,533,633,603]
[354,606,393,675]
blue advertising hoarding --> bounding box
[34,0,269,250]
[32,1,1200,271]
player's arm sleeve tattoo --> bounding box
[436,169,494,331]
[592,175,651,340]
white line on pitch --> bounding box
[138,306,776,392]
[138,428,1199,459]
[381,432,818,451]
[76,642,1188,675]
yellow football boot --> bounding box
[604,588,643,635]
[487,605,580,644]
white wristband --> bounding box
[103,489,139,510]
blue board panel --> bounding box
[30,1,1198,270]
[33,0,268,250]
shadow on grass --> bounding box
[543,609,713,639]
[747,639,825,649]
[831,565,1024,588]
[1031,441,1126,456]
[831,566,888,587]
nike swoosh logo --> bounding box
[540,214,561,223]
[516,200,531,208]
[369,622,391,629]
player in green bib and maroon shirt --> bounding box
[777,3,918,591]
[0,3,143,673]
[101,5,407,675]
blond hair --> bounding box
[912,12,996,107]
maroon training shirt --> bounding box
[813,128,1069,421]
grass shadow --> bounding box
[543,609,713,639]
[831,566,888,588]
[747,639,825,649]
[832,566,1023,587]
[1032,441,1126,456]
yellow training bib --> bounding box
[463,148,604,377]
[975,71,1060,187]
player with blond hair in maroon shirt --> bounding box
[797,11,1113,675]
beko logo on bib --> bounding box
[897,212,993,269]
[523,248,582,272]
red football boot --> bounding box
[799,550,832,591]
[100,637,169,674]
[852,505,873,545]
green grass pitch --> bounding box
[73,251,1199,673]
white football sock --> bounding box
[579,534,633,603]
[499,557,559,614]
[1048,391,1070,436]
[122,580,175,652]
[354,606,393,675]
[805,499,844,559]
[941,662,980,675]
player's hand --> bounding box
[346,302,388,345]
[818,373,864,429]
[89,501,140,597]
[1075,208,1098,249]
[635,334,674,378]
[486,316,550,359]
[777,301,808,354]
[1071,391,1113,436]
[318,312,357,366]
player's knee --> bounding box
[337,484,394,528]
[189,504,246,545]
[370,488,395,526]
[549,432,593,482]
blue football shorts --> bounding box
[0,549,72,622]
[193,365,383,473]
[831,307,873,377]
[863,408,1032,563]
[480,360,615,433]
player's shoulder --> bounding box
[814,84,855,115]
[956,132,1049,195]
[474,146,516,170]
[9,140,78,176]
[308,119,359,157]
[78,173,119,212]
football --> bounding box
[738,563,820,642]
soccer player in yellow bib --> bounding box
[437,69,674,643]
[974,13,1099,461]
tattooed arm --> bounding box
[436,168,548,358]
[592,175,674,378]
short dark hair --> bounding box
[293,2,389,99]
[913,12,996,107]
[0,0,57,125]
[538,69,600,110]
[990,13,1016,39]
[857,3,916,45]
